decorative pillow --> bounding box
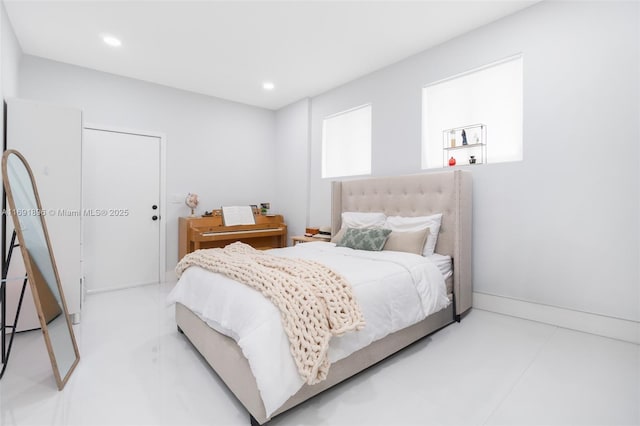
[331,211,387,243]
[383,228,430,255]
[331,228,347,244]
[384,213,443,256]
[337,228,392,251]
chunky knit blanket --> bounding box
[175,242,366,385]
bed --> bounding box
[169,170,472,425]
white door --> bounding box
[82,128,161,292]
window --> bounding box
[322,104,371,178]
[422,56,523,169]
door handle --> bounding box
[152,215,159,221]
[152,205,158,210]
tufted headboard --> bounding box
[331,170,472,316]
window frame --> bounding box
[421,54,523,170]
[321,103,372,179]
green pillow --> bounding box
[337,228,392,251]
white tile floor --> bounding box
[1,282,638,426]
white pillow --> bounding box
[332,212,387,243]
[341,211,387,228]
[384,213,443,256]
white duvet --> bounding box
[167,242,450,416]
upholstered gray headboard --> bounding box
[331,170,472,315]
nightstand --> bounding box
[291,235,317,245]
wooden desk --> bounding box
[179,214,287,259]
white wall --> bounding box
[298,1,639,322]
[1,0,20,98]
[274,98,310,239]
[18,55,277,271]
[1,0,33,330]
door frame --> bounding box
[82,123,167,294]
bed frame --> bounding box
[175,170,472,425]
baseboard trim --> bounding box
[85,280,160,295]
[473,292,640,344]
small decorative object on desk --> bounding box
[185,193,199,217]
[305,227,320,237]
[469,155,476,164]
[461,129,468,145]
[448,156,456,166]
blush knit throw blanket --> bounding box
[175,242,366,385]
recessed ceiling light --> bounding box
[103,35,122,47]
[262,82,275,90]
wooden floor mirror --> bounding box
[1,149,79,389]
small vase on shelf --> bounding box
[448,157,456,167]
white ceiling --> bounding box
[4,1,537,110]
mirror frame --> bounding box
[2,149,80,389]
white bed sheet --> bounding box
[427,253,453,281]
[167,241,449,416]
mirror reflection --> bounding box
[2,150,79,388]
